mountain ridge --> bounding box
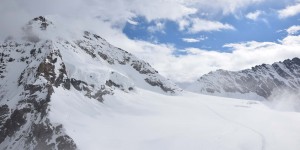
[187,57,300,100]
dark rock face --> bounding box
[28,16,52,31]
[0,105,9,128]
[70,78,112,102]
[131,60,157,74]
[145,78,176,94]
[0,40,77,150]
[189,58,300,100]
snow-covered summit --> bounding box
[0,16,181,150]
[187,57,300,100]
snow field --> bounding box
[50,87,300,150]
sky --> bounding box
[1,0,300,82]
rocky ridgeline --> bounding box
[187,58,300,100]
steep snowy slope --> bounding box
[187,58,300,100]
[0,16,181,150]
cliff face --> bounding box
[0,16,181,150]
[187,58,300,100]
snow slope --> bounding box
[50,87,300,150]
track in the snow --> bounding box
[201,103,266,150]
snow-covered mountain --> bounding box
[2,16,300,150]
[187,58,300,100]
[0,16,181,150]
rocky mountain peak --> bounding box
[25,16,53,31]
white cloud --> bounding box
[182,38,201,43]
[187,18,235,33]
[178,18,235,33]
[246,10,263,20]
[131,0,197,21]
[286,25,300,35]
[178,19,191,31]
[127,19,138,25]
[278,3,300,19]
[182,37,207,43]
[184,0,266,15]
[147,21,165,33]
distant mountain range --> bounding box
[187,57,300,100]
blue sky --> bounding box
[123,1,299,53]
